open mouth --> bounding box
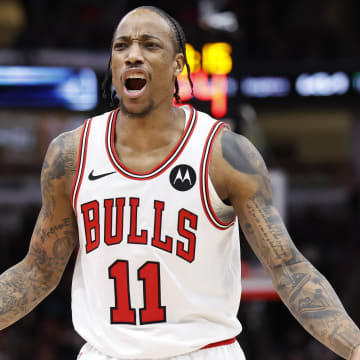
[125,77,147,91]
[123,70,148,99]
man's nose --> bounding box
[125,43,144,65]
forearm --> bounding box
[272,258,360,359]
[0,259,57,330]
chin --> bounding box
[119,99,155,118]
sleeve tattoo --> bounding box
[221,130,360,359]
[0,133,78,329]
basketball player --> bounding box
[0,6,359,360]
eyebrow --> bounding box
[114,34,162,42]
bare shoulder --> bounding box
[41,125,83,198]
[209,127,272,205]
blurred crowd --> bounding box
[0,0,359,60]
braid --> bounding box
[101,58,117,107]
[170,17,194,102]
[101,6,194,106]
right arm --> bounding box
[0,129,81,329]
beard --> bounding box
[118,99,155,118]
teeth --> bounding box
[126,73,146,80]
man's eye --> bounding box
[114,43,127,50]
[144,42,158,49]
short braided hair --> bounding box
[101,6,194,106]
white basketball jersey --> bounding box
[71,105,242,359]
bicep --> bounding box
[25,134,78,285]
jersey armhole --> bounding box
[207,176,236,223]
[200,121,236,230]
[71,118,92,217]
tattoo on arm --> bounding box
[242,196,360,358]
[221,130,272,205]
[0,213,77,329]
[221,131,260,175]
[30,214,78,281]
[273,257,360,358]
[0,131,78,329]
[41,133,77,220]
[221,130,360,358]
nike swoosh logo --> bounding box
[88,170,116,181]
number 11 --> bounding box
[108,260,167,325]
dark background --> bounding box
[0,0,360,359]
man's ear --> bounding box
[174,53,185,77]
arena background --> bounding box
[0,0,360,359]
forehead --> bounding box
[115,9,174,43]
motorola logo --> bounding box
[169,165,196,191]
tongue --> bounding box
[126,78,146,91]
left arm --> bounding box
[210,129,360,360]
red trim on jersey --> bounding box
[105,109,118,173]
[242,289,279,301]
[201,337,236,350]
[71,118,92,217]
[105,106,198,180]
[71,120,87,207]
[200,122,236,230]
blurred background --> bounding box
[0,0,359,359]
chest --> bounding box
[113,141,179,173]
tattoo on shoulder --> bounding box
[41,132,78,219]
[221,130,272,204]
[43,133,77,181]
[221,130,267,175]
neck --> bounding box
[118,101,175,129]
[115,103,185,151]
